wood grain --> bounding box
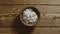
[0,27,60,34]
[0,0,60,4]
[0,5,60,26]
[0,0,60,34]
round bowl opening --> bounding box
[20,6,40,26]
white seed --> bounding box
[23,9,38,23]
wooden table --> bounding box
[0,0,60,34]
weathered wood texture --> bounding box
[0,0,60,4]
[0,27,60,34]
[0,5,60,26]
[0,0,60,34]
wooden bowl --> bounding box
[19,6,40,26]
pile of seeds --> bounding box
[22,9,38,24]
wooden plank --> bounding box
[0,5,19,14]
[0,27,60,34]
[0,33,14,34]
[0,27,13,33]
[32,27,60,34]
[0,0,60,4]
[0,5,60,26]
[0,17,15,26]
[0,16,60,26]
[0,5,60,14]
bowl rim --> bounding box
[19,6,40,26]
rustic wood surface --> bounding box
[0,0,60,4]
[0,0,60,34]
